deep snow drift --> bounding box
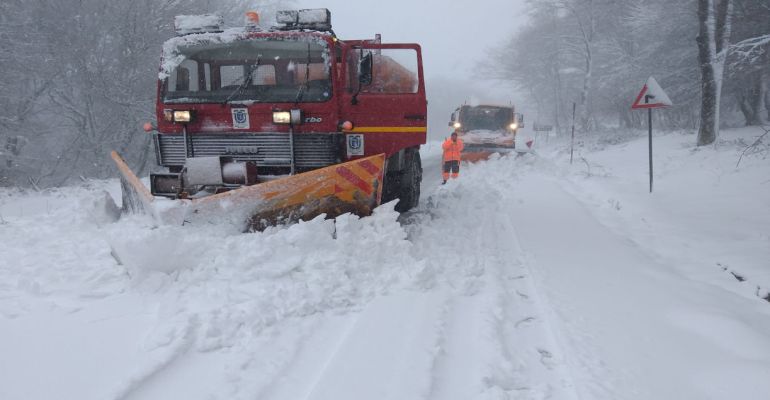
[1,127,768,400]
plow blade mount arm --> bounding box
[110,151,386,231]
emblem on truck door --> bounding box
[231,108,250,129]
[346,134,364,157]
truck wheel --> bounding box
[382,172,400,205]
[395,148,421,212]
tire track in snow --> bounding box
[258,292,449,400]
[410,153,583,400]
[494,171,586,400]
[504,168,658,399]
[253,312,360,400]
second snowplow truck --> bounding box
[448,104,527,162]
[113,9,426,231]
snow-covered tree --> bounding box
[0,0,291,187]
[484,0,766,145]
[696,0,734,146]
[725,0,770,126]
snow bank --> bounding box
[534,127,770,303]
[1,127,768,399]
[0,177,428,399]
[105,199,423,344]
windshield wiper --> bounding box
[223,56,261,104]
[294,43,312,104]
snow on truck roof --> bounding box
[159,29,333,80]
[463,104,514,109]
[174,14,224,35]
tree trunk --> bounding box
[738,71,768,126]
[580,49,592,132]
[696,0,733,146]
[762,69,770,123]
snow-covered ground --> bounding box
[1,127,769,399]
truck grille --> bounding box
[154,133,340,168]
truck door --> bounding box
[340,44,426,160]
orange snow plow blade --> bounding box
[461,151,496,163]
[461,147,517,163]
[111,151,155,215]
[111,151,385,231]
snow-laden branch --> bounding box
[728,34,770,64]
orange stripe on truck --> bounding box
[350,126,426,133]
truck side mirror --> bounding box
[517,113,525,127]
[358,52,372,86]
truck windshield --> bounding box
[162,37,332,104]
[461,106,513,131]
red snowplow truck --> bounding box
[448,104,527,162]
[112,9,426,230]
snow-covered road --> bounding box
[1,129,769,399]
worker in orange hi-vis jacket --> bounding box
[441,130,464,184]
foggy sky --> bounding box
[296,0,525,78]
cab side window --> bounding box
[347,48,419,94]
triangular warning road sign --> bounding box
[631,76,673,109]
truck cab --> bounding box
[151,9,426,211]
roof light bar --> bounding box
[276,8,331,31]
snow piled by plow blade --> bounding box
[111,151,386,232]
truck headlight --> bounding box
[453,122,461,129]
[273,111,291,124]
[509,123,518,130]
[163,109,194,123]
[273,109,303,125]
[173,110,193,123]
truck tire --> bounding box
[395,147,421,212]
[381,147,422,212]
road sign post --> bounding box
[570,102,576,165]
[647,99,653,192]
[632,77,672,193]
